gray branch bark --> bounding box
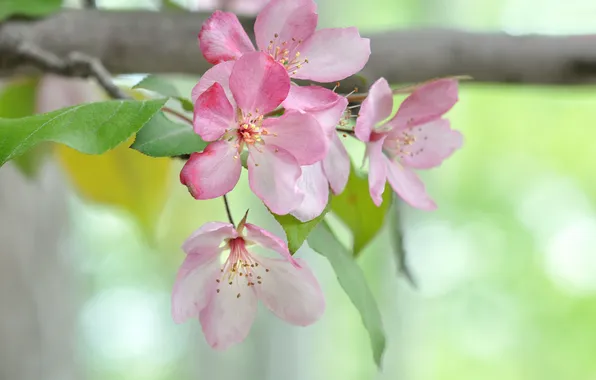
[2,10,596,89]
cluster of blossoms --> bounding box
[172,0,463,349]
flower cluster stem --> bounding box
[223,194,235,225]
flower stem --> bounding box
[163,106,193,126]
[223,195,235,225]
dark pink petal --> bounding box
[261,110,328,165]
[247,145,303,215]
[229,52,290,114]
[282,85,348,134]
[366,137,388,206]
[180,141,242,200]
[191,61,234,103]
[385,159,436,210]
[254,257,325,326]
[254,0,317,52]
[387,78,459,133]
[290,163,329,222]
[171,251,221,324]
[396,119,463,170]
[323,134,350,195]
[199,11,256,65]
[199,271,258,350]
[244,223,295,262]
[355,78,394,142]
[194,83,235,141]
[182,222,237,254]
[293,28,371,82]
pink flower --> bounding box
[282,85,351,221]
[172,217,325,350]
[181,52,328,215]
[355,78,463,209]
[198,0,370,82]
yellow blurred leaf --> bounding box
[56,138,171,238]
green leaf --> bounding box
[133,75,194,112]
[0,77,49,177]
[331,166,392,255]
[131,111,207,157]
[388,194,417,286]
[308,222,386,368]
[0,0,62,21]
[0,99,166,167]
[272,198,331,254]
[162,0,187,11]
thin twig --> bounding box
[223,195,235,225]
[163,106,193,125]
[13,41,129,99]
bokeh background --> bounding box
[1,0,596,379]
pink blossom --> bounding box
[172,217,325,350]
[282,85,351,221]
[198,0,370,82]
[181,52,328,215]
[355,78,463,209]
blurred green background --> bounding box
[3,0,596,379]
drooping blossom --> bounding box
[282,85,351,221]
[198,0,370,83]
[172,215,325,350]
[354,78,463,209]
[181,52,328,215]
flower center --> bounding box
[265,33,309,76]
[236,110,267,146]
[214,237,271,298]
[384,130,419,159]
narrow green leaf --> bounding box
[308,222,386,368]
[0,99,166,167]
[131,111,207,157]
[162,0,187,11]
[133,75,194,111]
[331,166,392,255]
[272,198,331,254]
[388,194,417,286]
[0,0,62,20]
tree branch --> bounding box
[1,10,596,89]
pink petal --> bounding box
[290,163,329,222]
[323,133,350,194]
[191,61,234,103]
[396,119,463,170]
[194,83,235,141]
[199,11,256,65]
[254,0,318,52]
[244,223,294,262]
[182,222,238,254]
[229,52,290,115]
[254,257,325,326]
[261,110,328,165]
[387,78,459,133]
[385,159,436,210]
[199,270,258,350]
[366,137,388,206]
[282,85,348,134]
[293,28,371,82]
[36,75,101,112]
[355,78,394,142]
[171,251,221,324]
[180,141,242,200]
[247,144,303,215]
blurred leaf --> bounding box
[0,99,166,167]
[272,198,331,254]
[0,0,62,20]
[388,194,416,286]
[0,77,50,177]
[331,166,391,255]
[56,138,171,237]
[308,221,386,368]
[132,111,207,157]
[162,0,187,11]
[133,75,194,111]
